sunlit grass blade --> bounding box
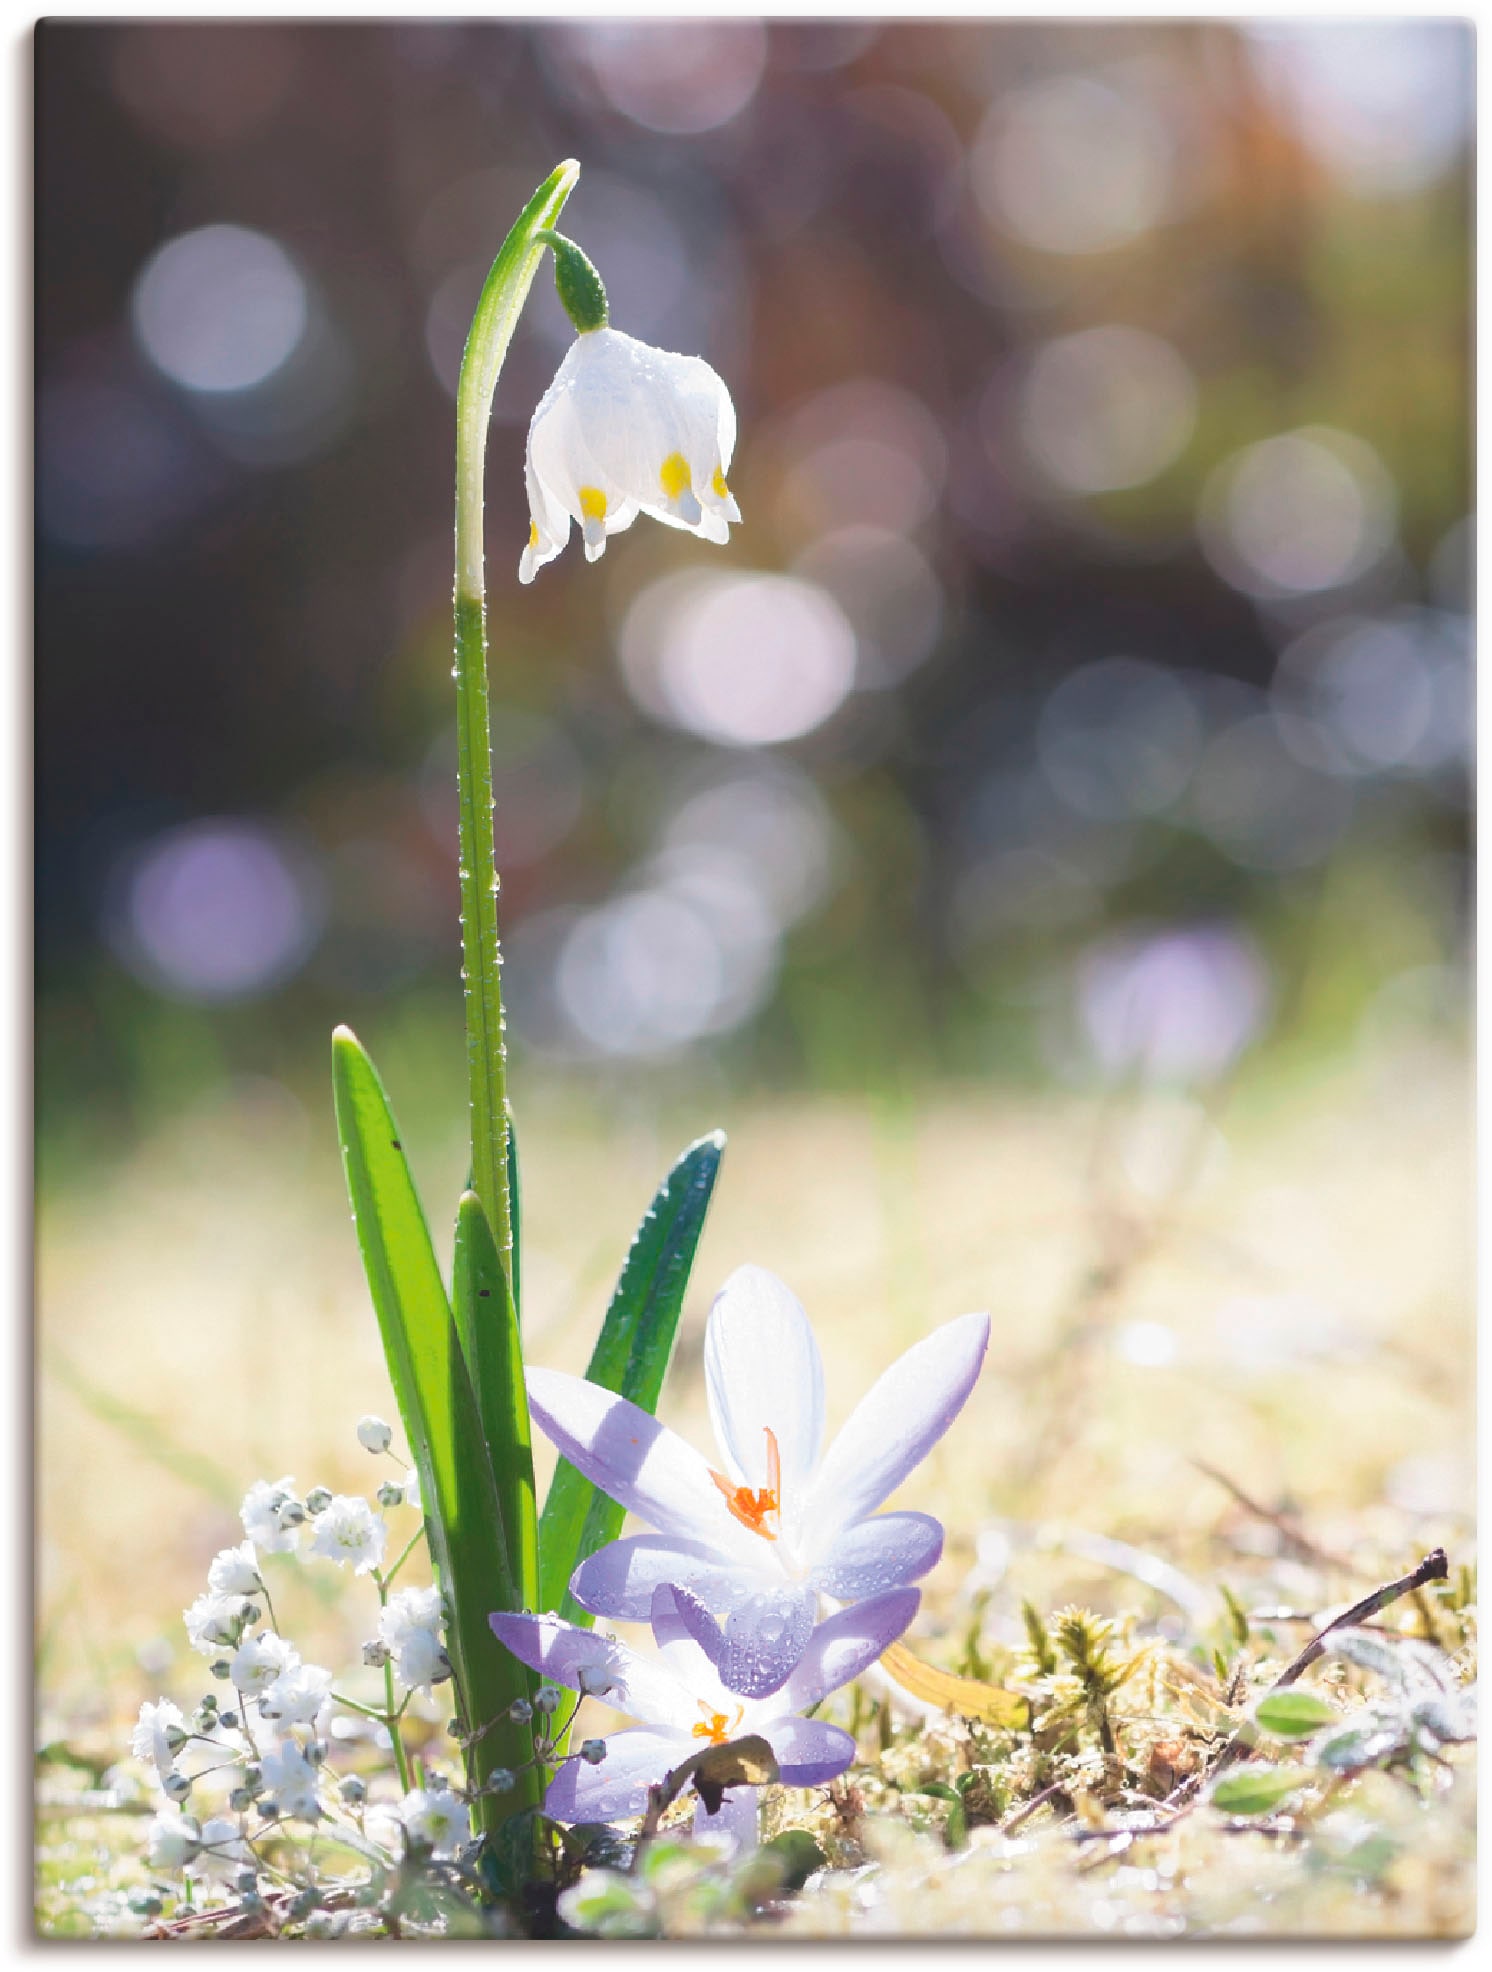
[537,1130,725,1622]
[453,1188,538,1614]
[331,1026,538,1824]
[506,1104,522,1318]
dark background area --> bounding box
[35,18,1472,1162]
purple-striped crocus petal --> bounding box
[760,1716,857,1788]
[716,1585,818,1700]
[704,1265,825,1493]
[693,1784,758,1850]
[543,1726,687,1824]
[778,1588,921,1714]
[569,1535,769,1624]
[488,1610,691,1734]
[649,1582,725,1673]
[803,1312,990,1545]
[526,1368,764,1564]
[808,1511,944,1601]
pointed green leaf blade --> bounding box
[537,1130,725,1621]
[453,1189,538,1614]
[331,1026,537,1819]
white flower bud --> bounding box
[376,1481,404,1509]
[487,1768,515,1796]
[508,1698,532,1724]
[534,1686,560,1716]
[339,1774,366,1805]
[577,1665,614,1698]
[304,1486,333,1516]
[162,1771,192,1802]
[580,1739,607,1765]
[276,1500,306,1530]
[362,1639,392,1669]
[356,1415,393,1454]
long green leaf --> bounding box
[331,1027,538,1823]
[453,1189,538,1614]
[537,1131,725,1622]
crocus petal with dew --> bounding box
[526,1265,987,1695]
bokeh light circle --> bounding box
[619,571,857,747]
[132,224,308,393]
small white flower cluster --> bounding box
[128,1418,461,1920]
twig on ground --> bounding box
[1192,1460,1357,1574]
[1269,1549,1448,1689]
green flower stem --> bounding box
[374,1568,414,1795]
[451,158,579,1281]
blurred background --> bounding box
[36,19,1472,1698]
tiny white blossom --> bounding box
[183,1591,247,1659]
[229,1631,298,1700]
[378,1585,447,1695]
[240,1476,300,1555]
[131,1699,186,1780]
[258,1662,333,1728]
[146,1810,200,1872]
[307,1495,386,1575]
[193,1815,251,1882]
[207,1541,262,1597]
[400,1783,470,1859]
[259,1739,321,1821]
[356,1415,393,1454]
[520,326,739,583]
[404,1467,421,1514]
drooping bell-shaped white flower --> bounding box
[519,326,741,582]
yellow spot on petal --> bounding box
[711,467,730,500]
[660,452,693,501]
[528,522,539,548]
[578,486,608,522]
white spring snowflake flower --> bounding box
[207,1541,262,1597]
[520,326,739,583]
[258,1662,333,1728]
[146,1809,200,1872]
[399,1783,470,1859]
[378,1585,448,1695]
[131,1699,186,1780]
[240,1476,301,1555]
[229,1630,297,1700]
[183,1591,247,1659]
[307,1495,386,1575]
[259,1739,322,1821]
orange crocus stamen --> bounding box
[691,1702,743,1746]
[709,1426,781,1540]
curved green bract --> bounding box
[331,1027,539,1825]
[538,1131,726,1623]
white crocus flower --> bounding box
[207,1541,262,1597]
[520,326,739,583]
[307,1495,386,1575]
[525,1266,988,1699]
[492,1582,918,1851]
[131,1699,186,1780]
